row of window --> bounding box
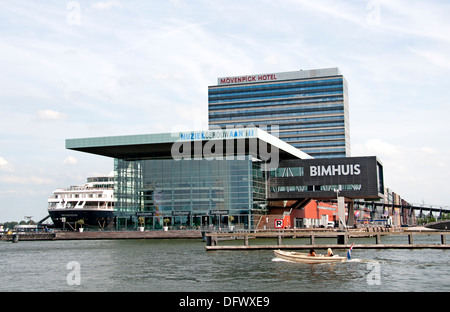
[293,141,346,148]
[209,108,344,122]
[208,90,344,104]
[270,184,362,193]
[209,102,344,117]
[276,121,345,131]
[48,202,114,208]
[209,115,344,127]
[297,147,347,154]
[209,78,344,94]
[278,124,345,135]
[118,203,253,213]
[280,128,345,139]
[208,96,343,110]
[54,193,112,199]
[270,166,304,177]
[312,153,347,158]
[209,84,343,99]
[288,134,346,142]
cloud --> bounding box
[420,147,437,155]
[36,109,68,121]
[91,1,122,10]
[0,157,8,167]
[409,48,450,69]
[63,156,78,165]
[363,139,401,157]
[0,175,54,185]
[0,157,13,172]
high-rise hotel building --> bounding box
[208,68,350,158]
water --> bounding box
[1,235,449,292]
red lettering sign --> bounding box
[219,74,278,85]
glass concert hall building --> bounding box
[66,127,383,231]
[66,128,312,230]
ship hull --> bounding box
[48,209,114,229]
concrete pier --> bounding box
[1,233,55,241]
[54,230,203,240]
[1,230,203,241]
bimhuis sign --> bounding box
[309,163,361,177]
[270,156,382,199]
[304,157,369,182]
[301,157,380,194]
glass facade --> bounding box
[209,69,351,158]
[114,156,266,230]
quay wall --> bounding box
[0,230,203,241]
[54,230,203,240]
[426,221,450,231]
[1,233,55,241]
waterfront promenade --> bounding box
[0,230,203,241]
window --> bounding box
[270,167,304,177]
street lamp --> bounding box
[333,188,339,201]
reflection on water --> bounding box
[1,237,449,292]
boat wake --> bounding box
[272,257,293,263]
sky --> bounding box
[1,0,449,223]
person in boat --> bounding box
[308,248,316,256]
[327,248,334,257]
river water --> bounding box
[1,235,449,292]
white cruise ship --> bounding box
[48,173,115,229]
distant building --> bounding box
[66,128,310,230]
[268,200,338,229]
[209,68,350,158]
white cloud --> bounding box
[409,48,450,69]
[36,109,68,121]
[0,175,54,185]
[0,157,8,167]
[91,1,122,10]
[63,156,78,165]
[362,139,401,157]
[420,147,437,155]
[0,157,13,172]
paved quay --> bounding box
[1,230,204,241]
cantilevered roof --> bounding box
[66,128,313,161]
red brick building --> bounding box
[266,200,338,229]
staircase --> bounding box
[256,214,284,230]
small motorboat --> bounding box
[274,250,347,264]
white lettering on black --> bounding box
[310,164,361,177]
